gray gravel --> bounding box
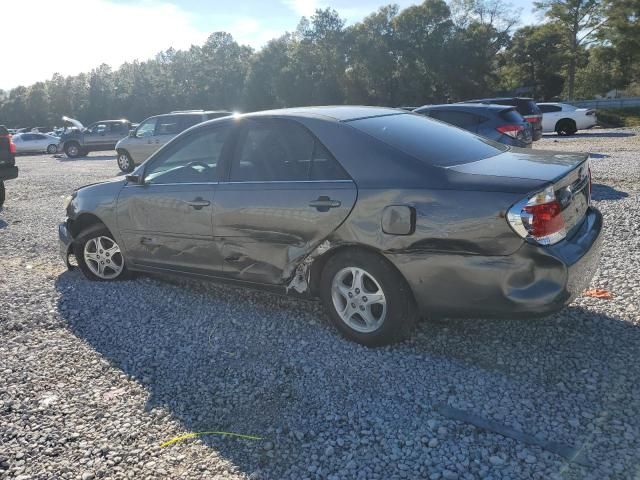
[1,129,639,479]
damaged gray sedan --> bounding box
[59,107,603,346]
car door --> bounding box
[32,133,51,151]
[539,104,561,132]
[127,117,158,164]
[152,115,184,153]
[213,118,357,285]
[105,121,127,148]
[116,123,232,274]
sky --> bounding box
[0,0,540,90]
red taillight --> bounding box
[524,115,541,123]
[506,186,567,245]
[496,124,524,138]
[9,140,16,154]
[523,200,564,238]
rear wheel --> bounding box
[46,144,58,154]
[64,142,81,158]
[73,226,131,281]
[556,119,577,136]
[117,151,134,173]
[320,249,417,346]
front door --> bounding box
[127,117,159,164]
[116,123,232,274]
[214,118,357,285]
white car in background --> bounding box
[538,102,597,136]
[12,133,60,154]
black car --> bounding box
[413,103,532,148]
[59,106,602,346]
[462,97,543,141]
[0,125,18,208]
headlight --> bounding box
[62,193,76,210]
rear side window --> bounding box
[430,110,480,129]
[517,99,541,116]
[538,104,562,113]
[179,115,205,131]
[230,119,348,182]
[348,113,506,167]
[155,116,182,135]
[500,108,525,123]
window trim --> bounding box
[140,122,233,185]
[221,117,352,184]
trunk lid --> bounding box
[455,148,591,244]
[448,148,588,182]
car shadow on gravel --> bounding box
[572,131,635,138]
[591,183,629,201]
[56,155,116,162]
[54,271,640,478]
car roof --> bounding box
[241,106,404,122]
[159,110,232,117]
[416,103,513,112]
[468,97,534,102]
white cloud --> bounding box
[0,0,208,89]
[283,0,320,17]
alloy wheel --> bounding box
[83,236,124,280]
[118,153,131,171]
[331,266,387,333]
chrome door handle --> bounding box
[187,198,210,210]
[309,196,341,212]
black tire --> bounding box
[0,180,5,209]
[319,249,417,346]
[556,119,577,136]
[73,225,132,282]
[64,141,81,158]
[46,144,58,154]
[117,150,135,173]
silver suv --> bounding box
[115,110,231,172]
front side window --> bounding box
[229,120,347,182]
[144,125,230,184]
[155,116,182,136]
[136,118,157,138]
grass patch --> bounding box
[597,107,640,128]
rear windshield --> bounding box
[500,108,525,123]
[347,113,507,167]
[516,99,541,115]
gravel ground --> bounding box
[1,128,639,479]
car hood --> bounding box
[447,148,588,182]
[62,116,84,129]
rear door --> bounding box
[105,121,128,147]
[213,118,357,285]
[539,104,562,132]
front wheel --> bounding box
[64,142,81,158]
[73,226,131,281]
[117,151,134,173]
[46,144,58,154]
[319,250,417,346]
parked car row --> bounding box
[59,106,603,347]
[412,98,597,143]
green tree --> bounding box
[534,0,606,99]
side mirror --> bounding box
[129,129,136,138]
[125,174,143,184]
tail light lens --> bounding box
[9,140,16,154]
[507,186,567,245]
[586,110,595,116]
[523,115,541,123]
[496,124,524,139]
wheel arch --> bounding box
[68,212,109,238]
[308,243,415,304]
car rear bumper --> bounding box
[389,207,603,318]
[0,165,18,180]
[58,222,75,268]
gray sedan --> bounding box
[59,107,603,346]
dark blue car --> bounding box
[413,103,533,148]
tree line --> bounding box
[0,0,637,128]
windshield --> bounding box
[347,113,507,167]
